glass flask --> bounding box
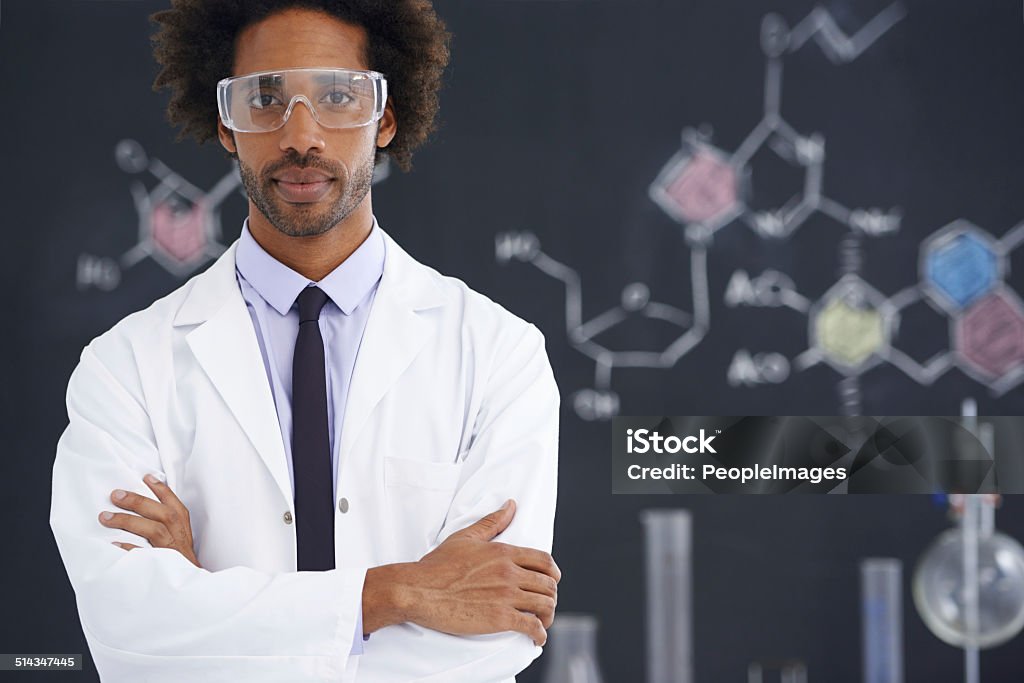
[912,521,1024,649]
[540,614,606,683]
[747,659,807,683]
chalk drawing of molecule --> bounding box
[76,139,240,289]
[732,219,1024,413]
[496,230,708,421]
[498,5,909,419]
[116,139,238,277]
[649,4,905,245]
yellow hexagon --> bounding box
[816,299,885,367]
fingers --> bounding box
[506,610,547,646]
[101,474,190,546]
[99,511,169,547]
[509,547,561,583]
[454,499,516,541]
[513,590,556,629]
[108,489,170,525]
[516,566,558,599]
[142,474,188,518]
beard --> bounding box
[237,146,375,238]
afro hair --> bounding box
[150,0,450,171]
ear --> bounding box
[376,98,397,150]
[217,118,238,155]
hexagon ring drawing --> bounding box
[811,275,893,374]
[922,222,1002,314]
[955,288,1024,381]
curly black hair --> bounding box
[150,0,450,171]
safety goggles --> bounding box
[217,67,387,133]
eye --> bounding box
[321,89,354,106]
[247,92,282,108]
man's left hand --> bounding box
[99,474,202,568]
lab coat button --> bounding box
[283,511,293,524]
[338,498,350,514]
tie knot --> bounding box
[296,286,329,323]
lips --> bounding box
[271,167,336,203]
[272,167,333,184]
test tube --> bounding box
[860,558,904,683]
[641,509,693,683]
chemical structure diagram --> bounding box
[728,220,1024,415]
[496,231,708,421]
[498,4,1024,420]
[76,139,240,289]
[77,139,392,291]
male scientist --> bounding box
[48,2,561,681]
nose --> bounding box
[277,96,326,156]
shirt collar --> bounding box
[235,217,386,316]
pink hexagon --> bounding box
[152,198,209,265]
[956,291,1024,378]
[662,150,738,224]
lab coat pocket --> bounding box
[383,456,463,556]
[384,456,462,492]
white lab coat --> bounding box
[49,228,560,682]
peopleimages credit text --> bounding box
[624,428,847,484]
[611,416,1019,494]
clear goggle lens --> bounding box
[217,68,387,133]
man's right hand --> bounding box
[361,500,560,645]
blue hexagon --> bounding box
[924,231,998,310]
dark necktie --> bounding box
[292,285,335,571]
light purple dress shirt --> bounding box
[234,217,385,655]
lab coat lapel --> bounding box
[174,242,293,507]
[338,229,447,463]
[171,230,447,508]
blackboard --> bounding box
[4,1,1024,680]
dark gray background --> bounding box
[3,0,1024,681]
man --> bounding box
[48,2,560,681]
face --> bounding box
[218,9,396,238]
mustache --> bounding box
[263,152,341,179]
